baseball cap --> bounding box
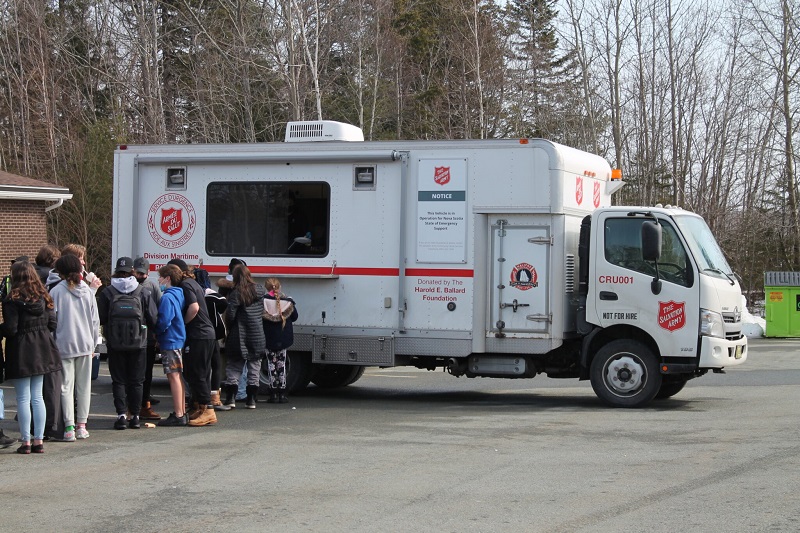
[133,257,150,274]
[168,258,189,272]
[115,256,134,273]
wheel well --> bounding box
[580,325,660,379]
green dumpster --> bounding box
[765,271,800,337]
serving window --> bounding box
[206,181,330,257]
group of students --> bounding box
[0,247,298,455]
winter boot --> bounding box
[139,401,161,421]
[278,388,289,404]
[213,388,231,411]
[188,401,202,421]
[245,385,259,409]
[223,384,237,409]
[188,405,218,427]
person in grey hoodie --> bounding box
[97,257,158,430]
[50,254,101,441]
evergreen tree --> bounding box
[504,0,577,139]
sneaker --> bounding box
[129,416,141,429]
[0,430,15,448]
[158,412,188,427]
[76,427,90,439]
[114,416,127,430]
[188,406,217,427]
[62,429,77,442]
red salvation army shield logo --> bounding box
[576,176,584,205]
[148,194,196,249]
[161,208,182,236]
[593,181,601,208]
[658,300,686,332]
[510,263,538,290]
[434,166,451,186]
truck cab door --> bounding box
[592,213,699,358]
[489,219,551,336]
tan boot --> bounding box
[188,401,202,421]
[188,405,217,427]
[139,401,161,421]
[210,390,222,407]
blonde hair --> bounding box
[265,277,286,328]
[61,243,86,260]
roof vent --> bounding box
[285,121,364,142]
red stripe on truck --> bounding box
[180,264,474,278]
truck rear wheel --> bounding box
[590,340,661,408]
[654,378,688,399]
[259,350,312,394]
[311,364,365,389]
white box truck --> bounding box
[112,121,747,407]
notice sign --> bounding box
[417,159,467,263]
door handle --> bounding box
[599,291,618,301]
[500,299,530,312]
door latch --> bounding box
[500,299,529,312]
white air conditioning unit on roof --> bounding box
[284,120,364,142]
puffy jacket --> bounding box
[225,284,266,360]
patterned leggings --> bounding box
[265,349,287,389]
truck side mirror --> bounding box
[641,221,662,262]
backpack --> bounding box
[105,285,145,351]
[194,268,211,290]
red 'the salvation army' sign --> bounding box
[658,300,685,332]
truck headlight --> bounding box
[699,309,725,338]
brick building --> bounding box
[0,170,72,268]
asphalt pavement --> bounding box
[1,337,798,532]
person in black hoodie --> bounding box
[97,257,159,430]
[2,261,62,454]
[262,278,298,404]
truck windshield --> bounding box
[673,214,733,280]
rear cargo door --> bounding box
[489,219,551,335]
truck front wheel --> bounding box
[590,340,662,408]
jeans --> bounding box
[236,366,248,400]
[13,375,45,442]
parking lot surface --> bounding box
[1,337,798,532]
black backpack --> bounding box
[105,285,145,351]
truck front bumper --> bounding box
[698,335,747,368]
